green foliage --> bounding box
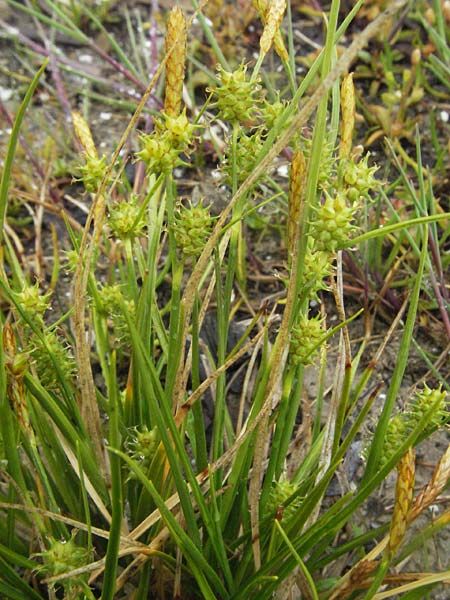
[0,1,449,599]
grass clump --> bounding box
[0,0,449,599]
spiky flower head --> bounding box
[126,426,160,479]
[265,479,302,524]
[222,130,264,186]
[14,283,51,321]
[77,153,109,194]
[136,110,197,174]
[72,110,110,193]
[311,191,358,253]
[407,384,448,431]
[301,239,334,299]
[342,152,379,203]
[209,64,261,124]
[97,283,135,345]
[378,385,448,468]
[379,413,409,468]
[127,425,160,462]
[261,96,289,130]
[30,329,75,391]
[35,531,91,599]
[108,195,146,241]
[290,313,325,366]
[173,199,213,258]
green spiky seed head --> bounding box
[209,64,261,124]
[377,385,448,468]
[290,314,325,365]
[108,196,146,241]
[136,110,196,174]
[15,283,51,318]
[222,130,264,186]
[407,384,448,430]
[265,480,302,524]
[342,153,379,203]
[36,531,90,598]
[379,414,409,467]
[97,284,135,345]
[302,239,334,299]
[127,426,160,461]
[77,153,109,193]
[136,133,180,173]
[173,200,213,257]
[160,110,197,146]
[261,97,289,130]
[30,329,75,391]
[311,191,357,253]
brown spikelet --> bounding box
[387,446,415,558]
[72,111,97,158]
[408,441,450,522]
[259,0,287,58]
[3,324,33,438]
[253,0,288,61]
[164,6,187,117]
[339,73,355,160]
[329,559,379,599]
[287,149,306,260]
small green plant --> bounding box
[0,1,449,599]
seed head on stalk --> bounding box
[164,6,187,118]
[387,446,415,558]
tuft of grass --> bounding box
[0,0,449,598]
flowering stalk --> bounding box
[339,73,355,160]
[253,0,288,62]
[164,6,187,117]
[387,446,415,558]
[287,149,306,266]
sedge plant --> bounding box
[0,1,449,599]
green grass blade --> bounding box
[0,59,48,245]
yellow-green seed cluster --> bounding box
[97,284,135,345]
[265,479,302,524]
[36,532,90,597]
[209,64,261,124]
[311,191,357,253]
[342,153,379,203]
[30,329,75,391]
[379,385,448,467]
[223,131,264,186]
[108,195,146,241]
[290,314,325,365]
[136,111,197,174]
[173,200,213,258]
[77,153,109,193]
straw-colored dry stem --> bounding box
[164,6,187,117]
[329,559,379,599]
[287,149,306,260]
